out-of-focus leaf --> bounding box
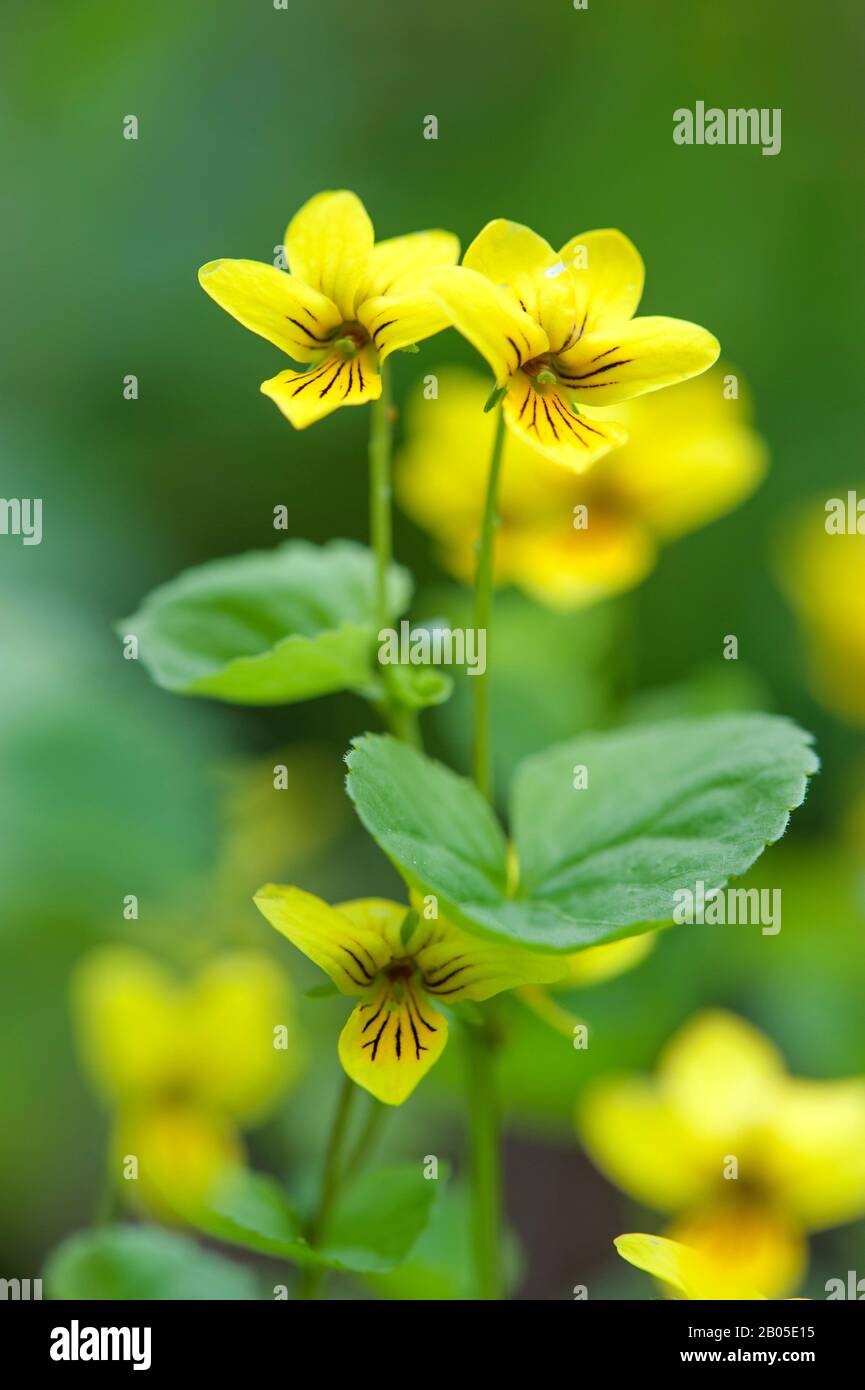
[43,1225,258,1300]
[366,1184,522,1299]
[121,540,412,705]
[185,1164,440,1274]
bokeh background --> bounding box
[2,0,864,1298]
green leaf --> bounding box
[43,1225,258,1300]
[346,730,509,912]
[346,715,818,951]
[185,1164,440,1274]
[120,540,412,705]
[366,1184,522,1300]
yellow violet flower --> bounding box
[579,1011,865,1298]
[254,885,565,1105]
[397,367,765,608]
[198,190,459,428]
[428,220,720,469]
[74,947,301,1216]
[615,1233,771,1300]
[777,502,865,723]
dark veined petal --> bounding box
[338,981,448,1105]
[260,345,381,428]
[504,374,628,470]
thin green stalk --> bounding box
[369,360,394,635]
[343,1097,386,1182]
[472,405,507,801]
[462,1017,502,1300]
[300,1074,357,1299]
[367,361,421,746]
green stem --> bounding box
[472,405,507,801]
[462,1017,502,1300]
[367,359,421,746]
[343,1098,386,1182]
[300,1074,357,1299]
[369,359,394,635]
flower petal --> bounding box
[358,292,452,360]
[504,375,627,470]
[580,1079,712,1212]
[73,948,184,1103]
[355,230,460,305]
[198,259,342,362]
[187,954,301,1122]
[659,1010,785,1146]
[560,933,657,988]
[614,1232,765,1300]
[260,345,381,428]
[669,1204,805,1300]
[115,1103,243,1221]
[463,218,558,315]
[428,265,548,385]
[338,983,448,1105]
[416,923,566,1002]
[557,315,720,405]
[600,368,767,539]
[558,228,645,331]
[761,1078,865,1230]
[253,884,390,995]
[285,190,374,321]
[506,514,655,610]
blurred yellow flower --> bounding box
[614,1233,772,1300]
[199,190,458,428]
[579,1011,865,1298]
[254,886,565,1105]
[74,947,302,1216]
[428,220,719,469]
[397,367,766,609]
[777,501,865,723]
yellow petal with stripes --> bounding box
[198,259,342,362]
[260,345,381,428]
[253,884,390,995]
[339,982,448,1105]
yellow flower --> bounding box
[579,1011,865,1298]
[777,502,865,723]
[74,947,301,1215]
[254,885,565,1105]
[198,190,459,428]
[614,1233,772,1300]
[397,367,765,608]
[428,220,720,469]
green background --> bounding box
[2,0,863,1298]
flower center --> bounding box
[523,355,558,389]
[331,322,369,358]
[385,956,417,983]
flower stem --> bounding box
[368,361,420,747]
[472,404,506,801]
[369,360,394,636]
[300,1073,357,1299]
[462,1016,503,1300]
[343,1097,386,1182]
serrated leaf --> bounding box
[345,715,817,951]
[120,540,412,705]
[43,1225,258,1300]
